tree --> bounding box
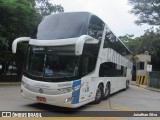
[36,0,64,17]
[141,28,160,70]
[128,0,160,26]
[119,34,142,55]
[0,0,37,75]
[0,0,64,77]
[120,29,160,55]
[120,28,160,70]
[128,0,160,70]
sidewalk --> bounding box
[131,81,160,92]
[0,82,20,85]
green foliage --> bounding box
[0,0,38,46]
[119,34,142,55]
[128,0,160,25]
[120,28,160,55]
[0,0,64,76]
[36,0,64,17]
[120,28,160,70]
[137,28,160,54]
[128,0,160,70]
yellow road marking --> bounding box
[0,82,20,85]
[87,103,134,111]
[109,104,134,111]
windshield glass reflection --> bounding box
[25,45,79,77]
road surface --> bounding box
[0,83,160,120]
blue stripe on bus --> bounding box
[71,79,81,104]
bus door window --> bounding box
[82,56,89,74]
[65,61,78,75]
[81,54,94,75]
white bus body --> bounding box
[12,12,132,108]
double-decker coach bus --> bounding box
[12,12,132,108]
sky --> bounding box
[50,0,151,37]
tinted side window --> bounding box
[103,27,129,56]
[87,15,105,41]
[99,62,127,77]
[80,53,96,75]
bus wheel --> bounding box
[126,80,129,89]
[124,80,129,90]
[103,83,110,100]
[93,84,103,104]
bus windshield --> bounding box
[25,45,79,78]
[34,12,90,40]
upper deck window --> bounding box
[103,27,131,56]
[87,15,105,41]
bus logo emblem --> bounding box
[39,88,43,93]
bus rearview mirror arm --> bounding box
[75,35,98,55]
[12,37,30,53]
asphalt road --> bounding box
[0,83,160,119]
[0,83,160,111]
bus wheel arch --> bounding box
[103,82,110,100]
[93,83,104,104]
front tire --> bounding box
[93,84,103,104]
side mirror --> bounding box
[12,37,30,53]
[75,35,98,55]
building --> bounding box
[135,51,151,85]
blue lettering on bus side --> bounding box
[71,79,81,104]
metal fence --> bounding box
[149,71,160,89]
[0,64,19,82]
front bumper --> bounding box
[21,85,82,108]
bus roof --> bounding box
[32,11,132,54]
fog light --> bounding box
[65,97,74,103]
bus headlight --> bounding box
[58,85,81,94]
[72,85,81,91]
[21,80,29,88]
[58,87,72,93]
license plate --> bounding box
[36,96,46,102]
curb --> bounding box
[0,82,21,85]
[131,82,160,93]
[145,87,160,93]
